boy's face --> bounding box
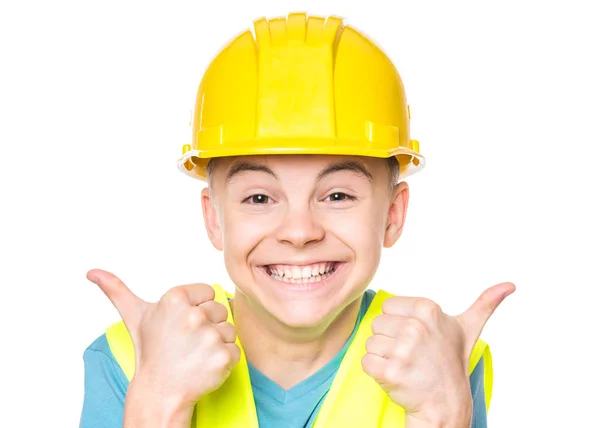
[202,155,408,328]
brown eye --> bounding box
[248,194,270,204]
[326,192,354,202]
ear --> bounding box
[383,181,409,248]
[201,187,223,251]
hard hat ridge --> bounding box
[178,12,425,181]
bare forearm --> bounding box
[405,395,473,428]
[405,414,471,428]
[123,376,194,428]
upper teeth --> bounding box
[268,262,334,279]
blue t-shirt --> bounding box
[80,290,487,427]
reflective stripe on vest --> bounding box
[106,285,493,427]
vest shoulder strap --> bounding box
[193,284,258,428]
[313,289,400,427]
[105,319,134,381]
[470,336,494,412]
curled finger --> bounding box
[361,353,387,381]
[365,334,396,359]
[215,321,237,343]
[226,342,241,367]
[199,300,228,323]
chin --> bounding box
[267,300,336,328]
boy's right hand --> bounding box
[87,268,240,412]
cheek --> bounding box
[220,208,274,274]
[324,203,386,270]
[325,201,387,246]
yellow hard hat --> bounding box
[178,13,425,181]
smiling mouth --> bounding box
[262,262,340,284]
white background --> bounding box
[1,0,599,426]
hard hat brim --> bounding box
[177,142,425,181]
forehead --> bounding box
[209,154,388,182]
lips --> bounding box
[263,262,339,284]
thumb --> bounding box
[87,269,145,328]
[458,282,516,344]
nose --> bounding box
[275,206,325,248]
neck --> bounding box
[232,294,363,390]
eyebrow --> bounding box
[224,159,374,184]
[225,162,279,183]
[316,160,373,182]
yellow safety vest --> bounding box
[106,285,493,427]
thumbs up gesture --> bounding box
[87,269,240,412]
[362,282,515,426]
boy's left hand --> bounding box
[362,281,515,426]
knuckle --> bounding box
[406,318,427,337]
[203,328,222,346]
[163,288,187,306]
[186,309,207,328]
[415,298,441,318]
[383,362,402,383]
[212,348,232,370]
[391,343,412,361]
